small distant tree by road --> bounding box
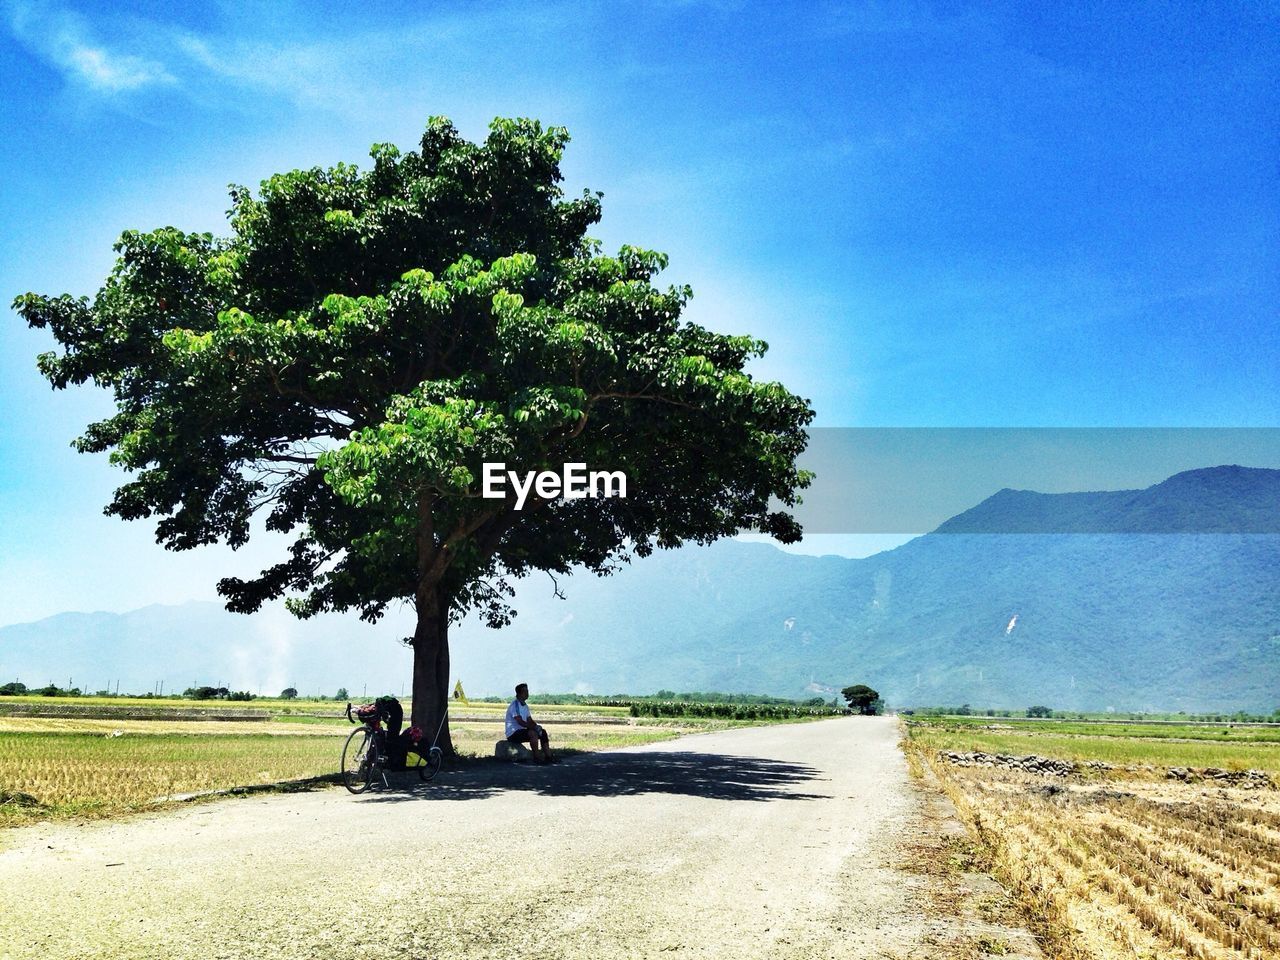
[184,686,230,700]
[1026,705,1053,718]
[335,687,349,701]
[280,687,298,700]
[841,684,882,715]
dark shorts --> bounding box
[507,728,549,744]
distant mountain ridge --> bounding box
[935,465,1280,533]
[3,465,1278,711]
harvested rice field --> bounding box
[909,718,1280,960]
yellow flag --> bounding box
[452,679,467,703]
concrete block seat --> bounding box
[494,739,533,762]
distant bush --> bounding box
[0,682,28,696]
[35,685,80,697]
[625,700,843,720]
[572,691,826,709]
[184,686,230,700]
[227,691,255,701]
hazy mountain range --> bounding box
[2,465,1277,712]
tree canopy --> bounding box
[841,684,881,715]
[17,117,815,744]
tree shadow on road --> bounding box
[358,750,828,805]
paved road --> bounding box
[0,717,948,959]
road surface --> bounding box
[0,717,1008,959]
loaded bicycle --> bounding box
[342,698,443,794]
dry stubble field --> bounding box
[0,698,804,827]
[908,718,1280,960]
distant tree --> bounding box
[227,690,255,701]
[841,684,881,715]
[335,687,349,701]
[803,696,826,707]
[280,687,298,700]
[1026,705,1052,718]
[16,117,814,751]
[38,684,61,697]
[0,682,28,696]
[954,703,973,716]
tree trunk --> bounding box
[411,585,454,756]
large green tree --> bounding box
[16,117,814,751]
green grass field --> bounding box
[907,717,1280,772]
[909,714,1280,743]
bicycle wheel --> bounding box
[342,727,374,794]
[417,745,443,782]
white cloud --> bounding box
[172,31,351,109]
[62,41,170,92]
[4,1,175,93]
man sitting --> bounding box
[505,683,556,763]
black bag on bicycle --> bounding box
[375,696,403,737]
[375,696,406,768]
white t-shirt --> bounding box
[505,699,531,737]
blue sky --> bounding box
[1,1,1277,624]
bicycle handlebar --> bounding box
[346,702,383,730]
